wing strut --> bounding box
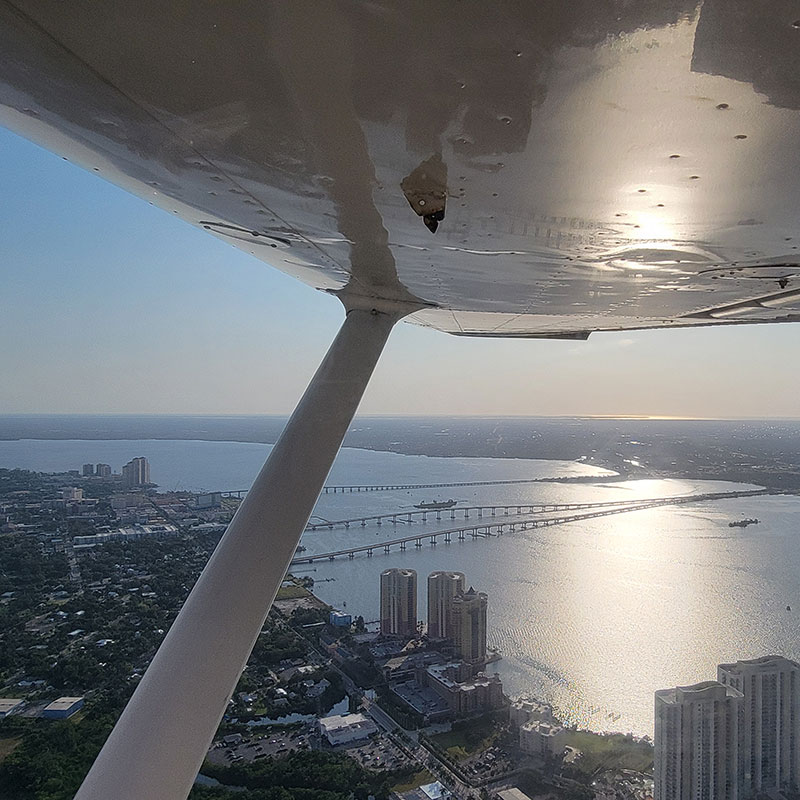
[75,305,401,800]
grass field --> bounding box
[564,730,653,776]
[391,769,435,792]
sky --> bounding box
[2,126,800,418]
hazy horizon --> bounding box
[4,127,800,418]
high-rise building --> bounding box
[379,568,417,637]
[427,571,465,639]
[450,587,487,667]
[654,681,742,800]
[95,463,112,478]
[82,463,95,477]
[717,655,800,796]
[121,457,150,488]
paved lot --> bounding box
[344,734,411,772]
[207,726,313,766]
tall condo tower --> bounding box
[451,587,488,667]
[121,457,150,488]
[380,568,417,637]
[717,655,800,796]
[654,681,742,800]
[427,571,465,639]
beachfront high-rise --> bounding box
[427,571,465,639]
[717,656,800,796]
[451,587,488,667]
[654,681,742,800]
[122,456,150,487]
[379,568,417,637]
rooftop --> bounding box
[317,713,371,732]
[44,696,84,710]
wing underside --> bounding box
[3,0,800,335]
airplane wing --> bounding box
[4,4,800,799]
[3,0,800,337]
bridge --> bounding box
[219,475,597,499]
[291,488,769,564]
[305,488,770,530]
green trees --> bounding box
[200,748,413,800]
[0,706,116,800]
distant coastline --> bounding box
[2,415,800,489]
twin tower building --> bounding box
[379,569,488,667]
[655,655,800,800]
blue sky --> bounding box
[2,126,799,418]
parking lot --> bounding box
[207,725,313,766]
[344,734,412,772]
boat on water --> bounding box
[729,518,759,528]
[414,499,457,510]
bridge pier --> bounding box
[445,532,451,542]
[458,530,465,540]
[349,553,354,559]
[361,520,366,527]
[400,542,406,550]
[450,510,455,519]
[436,511,441,521]
[367,548,372,556]
[415,539,422,548]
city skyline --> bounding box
[4,127,800,419]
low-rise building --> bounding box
[317,713,378,746]
[383,651,445,683]
[306,678,331,699]
[395,781,451,800]
[510,697,555,727]
[519,719,567,757]
[73,524,178,547]
[390,680,452,724]
[497,789,535,800]
[425,661,504,715]
[0,698,24,718]
[42,696,84,719]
